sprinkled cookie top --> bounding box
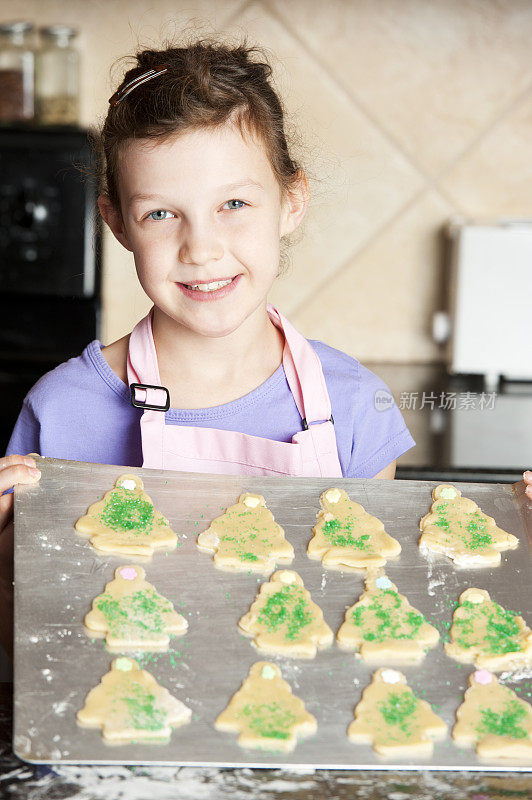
[378,691,418,733]
[321,516,370,550]
[97,487,158,535]
[477,700,528,740]
[432,504,494,551]
[350,587,426,643]
[240,701,297,741]
[95,587,174,640]
[116,682,167,732]
[257,584,313,642]
[453,599,523,655]
[197,493,293,573]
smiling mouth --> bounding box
[180,277,236,292]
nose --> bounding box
[178,219,224,266]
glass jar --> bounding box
[35,25,79,126]
[0,21,35,124]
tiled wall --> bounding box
[9,0,532,362]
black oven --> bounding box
[0,125,102,454]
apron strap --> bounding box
[127,308,169,410]
[266,303,333,426]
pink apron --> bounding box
[126,303,342,477]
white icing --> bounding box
[115,658,133,672]
[467,591,485,604]
[323,512,336,522]
[120,479,136,491]
[375,576,392,590]
[439,487,457,499]
[261,665,276,680]
[243,496,261,508]
[279,571,296,585]
[381,669,402,684]
[325,488,341,504]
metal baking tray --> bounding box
[12,456,532,769]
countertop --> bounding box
[366,362,532,482]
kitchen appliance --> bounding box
[0,125,102,454]
[434,217,532,390]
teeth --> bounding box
[186,279,232,292]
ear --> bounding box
[97,194,133,252]
[279,170,310,238]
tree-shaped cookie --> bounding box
[453,669,532,760]
[197,492,293,575]
[215,661,317,752]
[308,487,401,571]
[445,588,532,672]
[76,657,191,744]
[337,571,439,663]
[75,474,177,557]
[348,668,447,757]
[84,565,188,652]
[238,570,333,658]
[419,484,518,567]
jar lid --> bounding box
[40,24,78,40]
[0,21,34,34]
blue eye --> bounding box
[222,199,246,210]
[147,210,175,221]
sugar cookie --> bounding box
[337,571,439,663]
[348,667,447,757]
[197,493,293,575]
[452,670,532,760]
[215,661,316,752]
[76,657,191,744]
[419,484,518,567]
[445,588,532,671]
[84,565,188,651]
[238,570,333,658]
[74,474,177,557]
[308,487,401,572]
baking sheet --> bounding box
[12,456,532,769]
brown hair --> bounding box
[89,35,306,273]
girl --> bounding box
[5,38,416,477]
[1,39,531,658]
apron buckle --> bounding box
[130,382,170,412]
[301,413,334,431]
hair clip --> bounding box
[109,64,168,107]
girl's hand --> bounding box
[524,470,532,500]
[0,454,41,535]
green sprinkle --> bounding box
[322,517,370,550]
[122,684,166,731]
[477,700,528,739]
[257,584,313,641]
[379,691,418,733]
[96,487,161,535]
[241,701,296,740]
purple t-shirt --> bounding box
[5,338,415,477]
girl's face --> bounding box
[102,120,307,338]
